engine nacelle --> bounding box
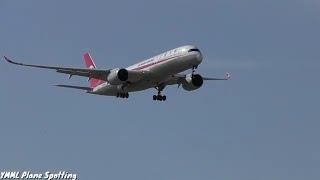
[182,74,203,91]
[107,68,128,85]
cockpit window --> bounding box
[188,48,201,53]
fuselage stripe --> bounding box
[131,55,183,71]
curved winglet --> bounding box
[3,56,23,65]
[225,72,231,80]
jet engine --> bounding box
[182,74,203,91]
[107,68,129,85]
[107,68,144,85]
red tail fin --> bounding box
[83,53,104,88]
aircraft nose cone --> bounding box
[196,52,203,63]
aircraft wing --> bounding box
[3,56,110,81]
[55,84,92,91]
[203,72,231,80]
[162,73,230,86]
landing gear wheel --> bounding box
[162,95,166,101]
[152,95,167,101]
[153,84,167,102]
[157,95,163,101]
[117,92,129,99]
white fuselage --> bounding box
[92,45,203,96]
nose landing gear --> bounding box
[192,65,198,77]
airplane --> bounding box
[3,45,230,101]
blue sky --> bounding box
[0,0,320,179]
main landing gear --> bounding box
[153,94,166,101]
[153,85,166,101]
[192,65,198,77]
[116,92,129,98]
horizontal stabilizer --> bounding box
[55,84,92,91]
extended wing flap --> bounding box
[56,69,108,80]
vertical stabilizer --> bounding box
[83,53,104,88]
